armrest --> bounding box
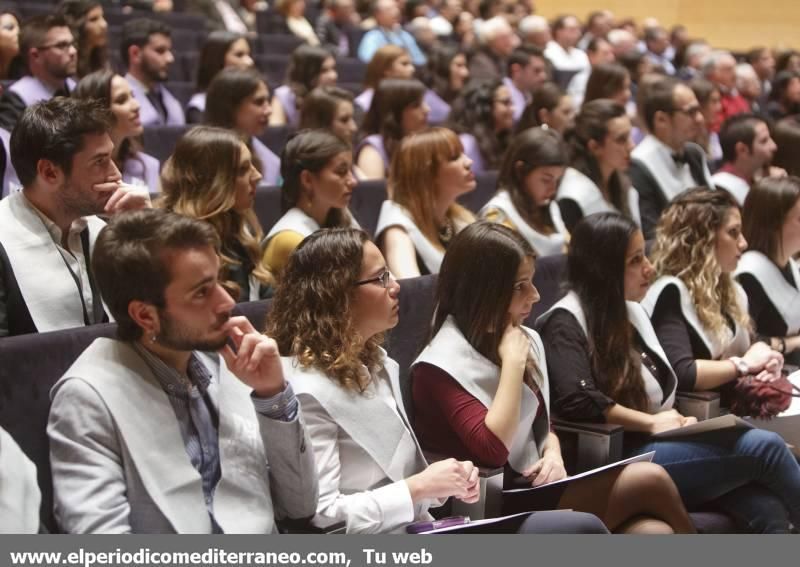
[552,419,624,473]
[423,451,504,520]
[675,390,721,421]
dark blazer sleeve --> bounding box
[629,159,666,241]
[649,284,699,391]
[0,90,26,133]
[538,310,616,422]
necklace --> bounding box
[438,217,454,245]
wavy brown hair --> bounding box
[159,126,274,299]
[389,127,475,250]
[651,187,749,342]
[267,228,385,392]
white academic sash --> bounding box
[556,167,641,227]
[712,172,750,207]
[375,200,446,274]
[736,251,800,335]
[480,190,568,257]
[631,135,714,203]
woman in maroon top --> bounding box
[411,221,695,533]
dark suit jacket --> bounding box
[629,142,711,240]
[315,14,357,58]
[468,48,505,84]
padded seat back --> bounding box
[142,125,191,163]
[458,170,498,214]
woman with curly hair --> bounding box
[186,31,254,124]
[643,187,781,392]
[516,82,576,135]
[480,127,569,257]
[270,45,338,129]
[420,44,470,123]
[57,0,108,78]
[447,80,514,173]
[263,129,359,275]
[413,221,696,534]
[73,69,160,192]
[354,45,415,114]
[737,177,800,366]
[556,99,639,232]
[266,227,609,534]
[375,127,475,277]
[160,126,274,301]
[540,211,800,533]
[356,78,430,180]
[205,67,280,186]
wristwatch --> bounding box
[729,356,749,377]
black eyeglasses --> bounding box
[37,40,77,52]
[670,105,703,118]
[355,269,394,288]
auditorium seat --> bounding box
[142,124,190,163]
[458,170,499,214]
[258,125,291,157]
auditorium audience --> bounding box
[468,16,519,83]
[160,126,274,301]
[735,64,763,113]
[47,208,317,533]
[73,70,161,192]
[558,99,639,232]
[412,221,695,534]
[0,15,77,133]
[773,118,800,176]
[187,31,254,124]
[504,46,549,123]
[541,211,800,534]
[376,127,475,277]
[205,67,280,186]
[57,0,108,79]
[448,80,513,173]
[270,45,338,129]
[578,9,613,51]
[420,44,469,124]
[357,0,426,66]
[711,113,782,206]
[630,76,714,240]
[544,15,588,73]
[582,63,632,108]
[263,129,359,275]
[775,49,800,75]
[267,226,608,534]
[748,47,776,102]
[480,127,569,257]
[0,98,150,337]
[356,77,428,180]
[688,77,723,164]
[738,176,800,366]
[121,18,185,126]
[0,8,19,82]
[677,41,710,81]
[516,82,575,135]
[643,26,675,75]
[518,14,550,51]
[354,45,414,114]
[300,86,358,144]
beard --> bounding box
[56,179,109,218]
[156,310,231,352]
[141,57,167,83]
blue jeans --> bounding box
[629,428,800,533]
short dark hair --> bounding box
[10,97,112,187]
[506,45,545,75]
[92,209,220,341]
[641,76,680,131]
[120,18,171,67]
[19,14,70,67]
[719,113,766,163]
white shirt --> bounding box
[544,41,590,72]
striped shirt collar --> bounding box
[133,343,214,399]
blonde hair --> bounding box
[389,127,475,250]
[650,187,749,342]
[159,127,274,298]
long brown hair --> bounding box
[267,228,385,392]
[567,213,647,410]
[361,77,427,163]
[159,126,274,298]
[743,176,800,264]
[389,127,475,249]
[432,221,543,387]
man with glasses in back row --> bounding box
[0,15,77,197]
[630,76,716,240]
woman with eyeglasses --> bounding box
[541,211,800,533]
[263,129,359,275]
[411,221,696,534]
[267,227,609,534]
[447,80,514,173]
[557,99,640,233]
[375,127,475,278]
[480,127,569,257]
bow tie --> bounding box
[672,152,687,166]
